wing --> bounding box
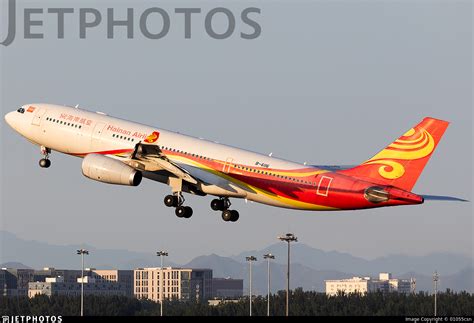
[124,143,248,197]
[124,143,198,185]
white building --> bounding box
[325,273,412,296]
[325,276,378,296]
[134,267,212,302]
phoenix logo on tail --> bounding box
[342,117,449,191]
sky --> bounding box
[1,0,472,265]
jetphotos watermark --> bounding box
[1,0,262,46]
[2,316,62,323]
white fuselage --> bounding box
[5,103,318,209]
[11,104,303,167]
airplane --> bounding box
[4,104,454,222]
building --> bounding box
[28,276,127,298]
[32,268,133,296]
[2,267,77,297]
[212,278,243,299]
[1,267,135,298]
[90,269,134,297]
[0,268,34,296]
[33,267,82,284]
[377,273,412,294]
[325,276,378,296]
[134,267,213,302]
[325,273,412,296]
[0,269,20,296]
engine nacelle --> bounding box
[81,154,142,186]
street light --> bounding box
[245,256,257,316]
[156,251,168,317]
[278,233,298,317]
[263,253,275,316]
[76,249,89,317]
[433,271,439,316]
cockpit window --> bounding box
[17,108,25,114]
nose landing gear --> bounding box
[39,146,51,168]
[39,159,51,168]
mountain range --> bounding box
[1,230,472,294]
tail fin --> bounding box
[341,117,449,191]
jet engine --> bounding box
[81,154,142,186]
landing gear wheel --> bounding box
[211,198,231,211]
[39,159,51,168]
[230,210,239,222]
[164,195,178,207]
[222,210,233,222]
[183,206,193,219]
[211,199,224,211]
[175,206,187,218]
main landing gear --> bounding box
[164,193,193,219]
[211,198,239,222]
[39,146,51,168]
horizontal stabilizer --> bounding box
[311,165,357,171]
[422,195,469,202]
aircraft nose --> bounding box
[4,111,15,128]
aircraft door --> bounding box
[316,175,333,197]
[31,108,46,126]
[91,122,106,151]
[222,158,234,173]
